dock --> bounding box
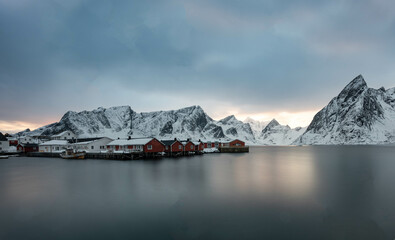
[219,146,249,153]
[26,151,205,160]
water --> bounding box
[1,146,395,239]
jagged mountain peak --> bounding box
[219,115,238,124]
[296,75,395,145]
[261,119,281,134]
[267,119,280,127]
[338,74,367,101]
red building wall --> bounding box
[17,145,23,152]
[184,142,195,152]
[24,146,38,153]
[171,141,183,152]
[229,139,245,147]
[195,143,204,151]
[144,138,165,153]
[17,145,38,153]
[9,140,18,146]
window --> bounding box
[56,147,59,150]
[68,133,70,136]
[179,145,182,150]
[0,142,2,145]
[166,146,169,150]
[91,146,94,149]
[147,145,152,150]
[64,137,66,140]
[190,145,193,149]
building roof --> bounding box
[222,139,244,144]
[0,132,7,141]
[40,140,69,146]
[72,137,112,145]
[107,138,154,146]
[67,137,109,144]
[74,141,94,145]
[19,143,39,147]
[161,140,177,146]
[180,140,194,146]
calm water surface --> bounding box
[1,146,395,239]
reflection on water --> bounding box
[0,146,395,239]
[209,148,316,201]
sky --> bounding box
[1,0,395,133]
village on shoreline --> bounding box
[0,131,248,159]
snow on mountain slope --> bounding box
[37,106,135,138]
[216,115,256,142]
[259,119,306,145]
[21,105,309,145]
[22,106,263,144]
[295,75,395,144]
[243,117,269,138]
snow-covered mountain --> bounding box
[22,106,267,144]
[260,119,306,145]
[295,75,395,144]
[216,115,256,142]
[25,74,393,145]
[243,117,269,138]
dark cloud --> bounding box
[1,0,395,126]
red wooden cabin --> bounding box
[17,143,39,153]
[143,138,165,153]
[182,140,195,153]
[222,139,245,147]
[161,139,184,154]
[193,142,204,151]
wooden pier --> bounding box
[218,146,249,153]
[25,149,240,160]
[26,152,162,160]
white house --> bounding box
[0,133,10,152]
[39,140,70,153]
[73,137,113,153]
[18,136,36,144]
[51,131,77,140]
[107,138,155,152]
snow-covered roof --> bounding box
[180,140,195,146]
[192,141,201,145]
[74,141,94,145]
[73,137,112,145]
[221,139,244,144]
[40,140,69,146]
[107,138,154,146]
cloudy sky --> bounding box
[1,0,395,133]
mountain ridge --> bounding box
[19,75,395,145]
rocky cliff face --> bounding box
[295,75,395,144]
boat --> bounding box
[60,149,86,159]
[0,155,8,159]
